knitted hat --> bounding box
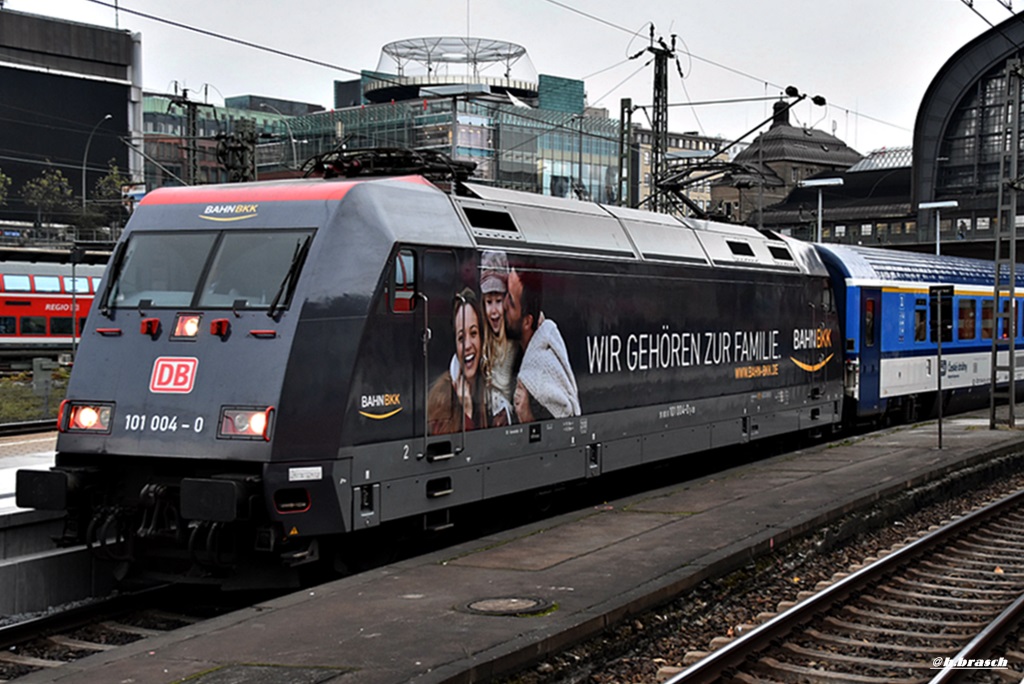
[480,250,509,294]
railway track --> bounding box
[670,487,1024,683]
[0,420,55,438]
[0,585,245,682]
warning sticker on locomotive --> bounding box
[149,357,198,394]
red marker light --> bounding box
[140,318,161,337]
[210,318,230,338]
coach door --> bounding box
[415,249,460,461]
[859,288,882,412]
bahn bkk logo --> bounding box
[199,204,259,222]
[359,393,402,420]
[790,327,834,373]
[150,357,199,394]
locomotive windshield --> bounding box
[102,229,314,311]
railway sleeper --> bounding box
[782,642,932,672]
[46,635,116,652]
[859,594,1000,617]
[889,575,1023,596]
[802,627,957,655]
[750,656,923,684]
[843,604,989,629]
[0,652,63,669]
[922,555,1024,574]
[878,584,1021,604]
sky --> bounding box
[4,0,1014,154]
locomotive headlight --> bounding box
[59,400,113,433]
[173,313,202,339]
[219,407,274,441]
[232,413,251,432]
[248,411,268,435]
[76,406,100,429]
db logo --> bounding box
[149,357,198,394]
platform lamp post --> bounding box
[81,114,112,213]
[260,103,297,169]
[797,177,844,242]
[918,200,959,256]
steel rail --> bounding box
[0,419,56,437]
[665,486,1024,684]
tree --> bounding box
[22,166,74,232]
[0,168,11,207]
[88,159,132,238]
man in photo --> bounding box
[504,266,580,422]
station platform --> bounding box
[15,413,1024,684]
[0,433,55,516]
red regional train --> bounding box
[0,255,108,363]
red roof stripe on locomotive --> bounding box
[138,175,433,206]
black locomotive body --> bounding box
[17,175,843,585]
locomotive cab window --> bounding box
[103,229,314,311]
[820,279,833,312]
[391,249,416,313]
[0,317,14,335]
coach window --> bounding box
[1019,299,1024,340]
[957,299,977,340]
[981,300,995,340]
[1000,299,1013,339]
[51,317,73,335]
[392,249,416,313]
[20,317,45,335]
[2,274,29,292]
[914,299,928,342]
[64,276,91,294]
[864,299,875,347]
[34,276,60,293]
[0,317,14,334]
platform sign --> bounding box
[929,285,954,449]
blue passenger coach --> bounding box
[815,244,1024,422]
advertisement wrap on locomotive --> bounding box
[14,173,850,587]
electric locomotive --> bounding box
[16,174,845,586]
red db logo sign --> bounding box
[149,357,198,394]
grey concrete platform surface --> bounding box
[15,413,1024,684]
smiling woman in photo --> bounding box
[427,287,488,434]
